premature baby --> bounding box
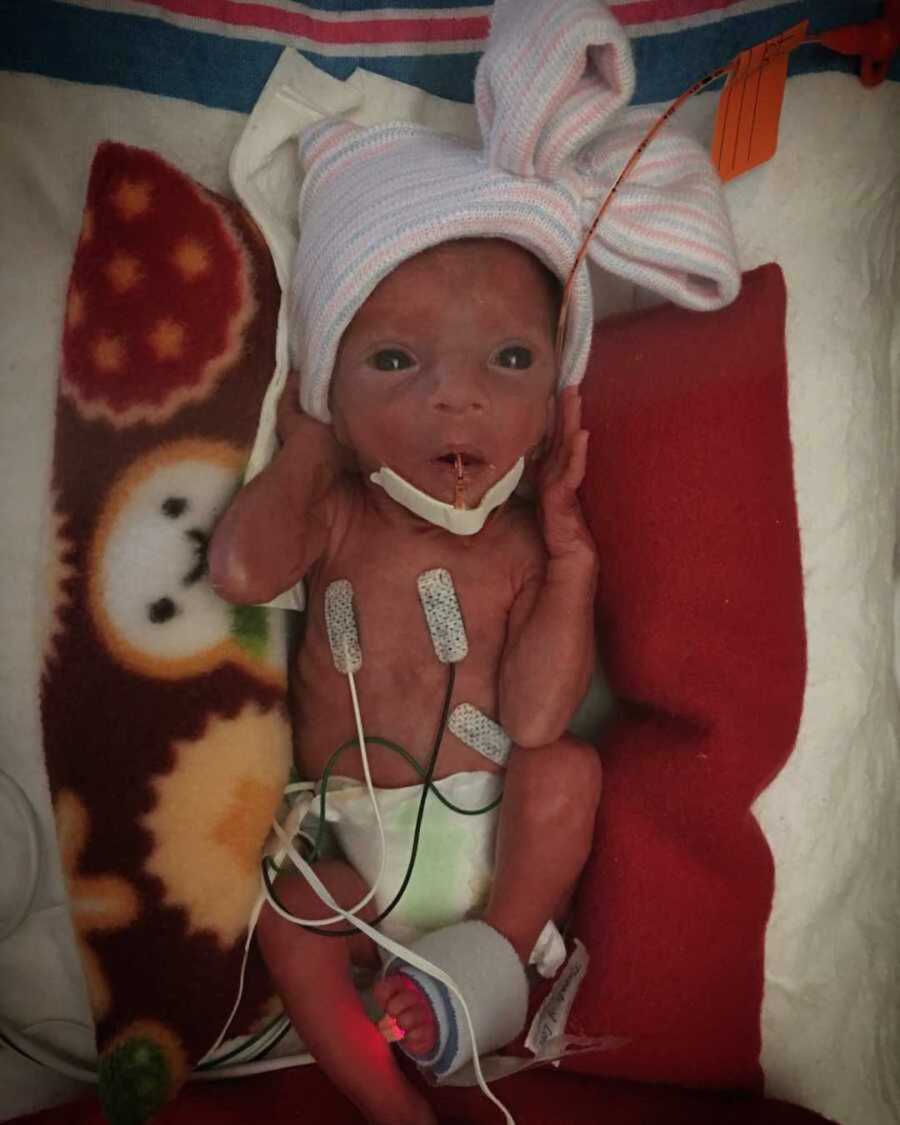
[209,237,602,1125]
[210,0,741,1117]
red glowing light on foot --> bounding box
[377,1014,406,1044]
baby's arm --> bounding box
[209,374,344,604]
[498,388,598,748]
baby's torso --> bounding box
[292,483,544,788]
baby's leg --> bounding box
[257,860,436,1125]
[376,735,602,1055]
[485,733,603,961]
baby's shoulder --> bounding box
[320,474,366,552]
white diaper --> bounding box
[312,770,566,978]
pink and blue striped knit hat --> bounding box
[290,0,741,424]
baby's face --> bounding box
[330,239,559,510]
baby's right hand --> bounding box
[276,369,308,446]
[276,370,353,478]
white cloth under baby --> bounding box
[315,770,566,978]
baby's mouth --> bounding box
[434,450,486,469]
[432,449,491,510]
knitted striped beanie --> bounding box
[290,0,741,424]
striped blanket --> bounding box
[3,0,897,112]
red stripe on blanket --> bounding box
[130,0,490,45]
[102,0,793,46]
[611,0,789,25]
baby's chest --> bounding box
[313,534,518,668]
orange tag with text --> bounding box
[712,21,808,182]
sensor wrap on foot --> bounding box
[382,920,528,1078]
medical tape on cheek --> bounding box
[448,704,512,767]
[325,579,362,673]
[417,569,468,664]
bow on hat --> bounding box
[474,0,740,310]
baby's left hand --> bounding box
[536,387,596,566]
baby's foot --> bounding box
[373,973,437,1057]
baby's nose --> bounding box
[428,361,488,415]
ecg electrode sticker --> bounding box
[416,568,468,664]
[324,579,362,674]
[448,703,512,766]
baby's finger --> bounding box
[562,430,589,491]
[276,371,299,417]
[560,386,582,441]
[280,368,300,399]
[276,370,307,443]
[545,397,565,468]
[540,443,569,495]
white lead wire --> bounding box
[207,640,389,1059]
[264,642,388,927]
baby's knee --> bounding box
[509,735,602,828]
[546,736,602,822]
[557,734,603,794]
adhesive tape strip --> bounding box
[417,568,468,664]
[324,579,362,674]
[447,704,511,766]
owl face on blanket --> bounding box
[208,1,739,1121]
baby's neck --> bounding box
[356,474,506,543]
[361,454,526,539]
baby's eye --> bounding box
[368,348,415,372]
[492,345,533,370]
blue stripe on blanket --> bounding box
[0,0,482,110]
[1,0,897,113]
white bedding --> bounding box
[0,65,898,1125]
